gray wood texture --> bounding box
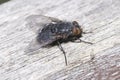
[0,0,120,80]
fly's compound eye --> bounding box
[72,21,80,28]
[51,27,57,33]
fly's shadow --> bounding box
[25,15,93,66]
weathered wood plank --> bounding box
[0,0,120,80]
[44,45,120,80]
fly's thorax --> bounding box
[50,22,73,34]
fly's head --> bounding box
[72,21,82,36]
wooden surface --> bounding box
[0,0,120,80]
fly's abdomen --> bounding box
[37,30,55,46]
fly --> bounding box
[25,15,92,66]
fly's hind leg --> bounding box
[57,41,68,66]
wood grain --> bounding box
[0,0,120,80]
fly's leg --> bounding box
[57,41,68,66]
[83,31,92,34]
[81,31,93,44]
[78,38,93,44]
[71,37,93,45]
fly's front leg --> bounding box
[57,41,68,66]
[83,31,92,34]
[71,37,93,45]
[78,38,93,44]
[70,37,78,42]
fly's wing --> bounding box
[25,15,62,34]
[25,15,62,54]
[25,37,42,54]
[25,32,56,54]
